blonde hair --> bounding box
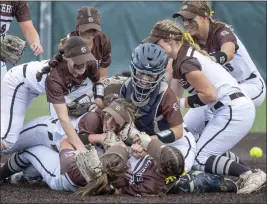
[154,19,211,58]
[182,1,214,18]
[76,153,128,196]
[182,1,233,29]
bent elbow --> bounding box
[227,53,234,62]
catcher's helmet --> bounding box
[130,43,169,102]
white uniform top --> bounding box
[225,34,258,82]
[183,47,242,108]
[22,60,50,94]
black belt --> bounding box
[211,92,245,111]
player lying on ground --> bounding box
[0,98,135,156]
[113,139,238,196]
[0,139,129,195]
[142,19,266,194]
[1,36,104,153]
[172,0,266,108]
[0,133,237,196]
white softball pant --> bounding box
[1,68,38,145]
[168,127,196,171]
[188,95,255,171]
[1,61,7,81]
[1,116,66,155]
[238,72,266,108]
[8,145,78,192]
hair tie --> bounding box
[210,11,215,17]
[182,32,195,44]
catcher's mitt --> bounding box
[75,144,103,183]
[67,94,93,118]
[101,75,128,107]
[0,34,26,65]
[102,131,120,151]
[117,122,140,146]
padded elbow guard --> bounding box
[93,82,104,100]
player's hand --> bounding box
[131,143,147,158]
[94,98,104,109]
[30,42,43,56]
[88,103,98,112]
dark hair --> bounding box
[35,51,64,82]
[120,71,131,77]
[160,146,185,177]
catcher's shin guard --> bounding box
[168,170,237,194]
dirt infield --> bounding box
[0,133,266,204]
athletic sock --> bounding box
[205,155,250,177]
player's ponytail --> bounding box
[36,66,52,82]
[35,50,64,82]
[76,153,128,196]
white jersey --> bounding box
[187,47,241,108]
[0,15,13,35]
[22,60,50,94]
[224,34,258,82]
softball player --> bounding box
[1,36,104,153]
[1,98,135,156]
[0,139,129,196]
[142,19,266,194]
[0,1,43,80]
[172,1,266,108]
[120,43,197,171]
[49,7,112,116]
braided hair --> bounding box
[160,146,185,177]
[35,50,64,82]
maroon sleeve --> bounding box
[214,25,237,46]
[100,37,111,68]
[59,149,87,186]
[159,89,183,127]
[45,75,66,104]
[78,111,103,134]
[59,149,76,174]
[15,1,31,22]
[179,58,202,76]
[87,60,100,83]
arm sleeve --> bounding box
[15,1,31,22]
[159,89,183,127]
[45,76,66,104]
[215,26,237,46]
[100,38,111,68]
[179,58,202,76]
[87,60,100,83]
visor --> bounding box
[172,11,198,19]
[71,52,95,65]
[79,23,101,32]
[102,107,126,129]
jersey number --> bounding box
[223,63,234,72]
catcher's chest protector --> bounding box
[123,79,169,135]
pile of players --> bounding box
[0,1,266,197]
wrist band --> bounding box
[179,98,186,109]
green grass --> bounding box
[25,95,266,133]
